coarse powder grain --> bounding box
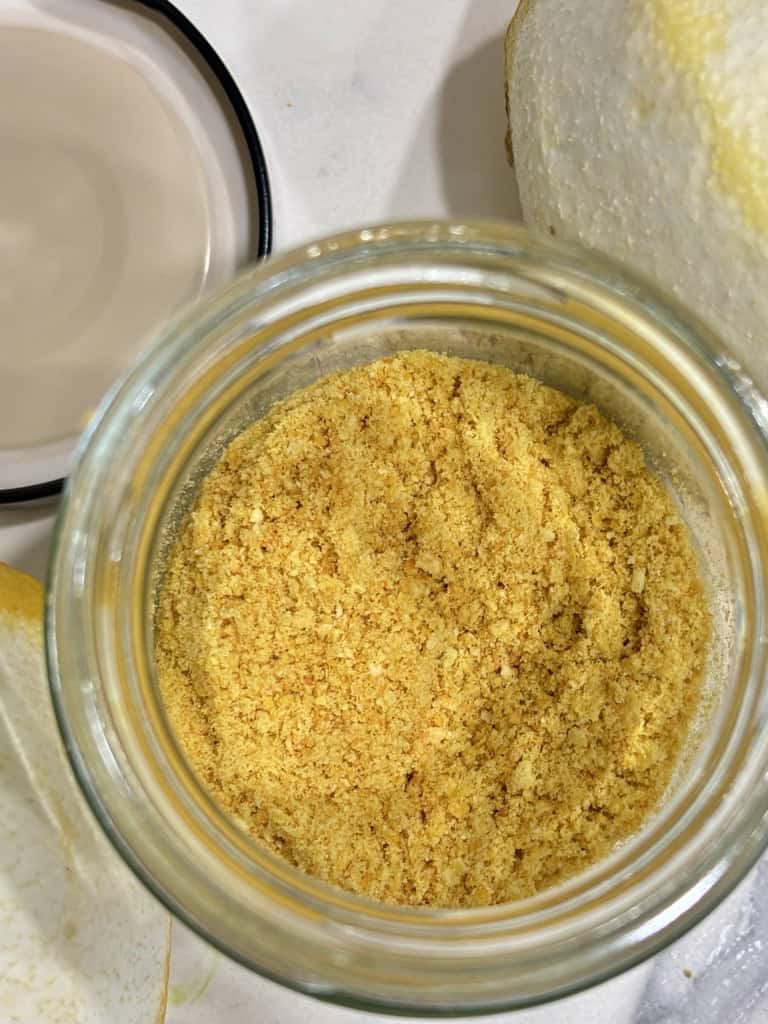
[155,351,710,907]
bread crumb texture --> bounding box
[155,351,709,907]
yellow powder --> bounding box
[155,351,710,907]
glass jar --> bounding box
[47,221,768,1015]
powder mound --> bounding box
[155,351,709,907]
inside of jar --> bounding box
[146,316,738,904]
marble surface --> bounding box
[1,0,767,1020]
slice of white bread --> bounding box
[0,563,170,1023]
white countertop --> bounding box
[2,1,766,1020]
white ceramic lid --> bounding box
[0,0,272,502]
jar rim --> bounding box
[46,220,768,1014]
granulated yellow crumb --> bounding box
[155,351,710,907]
